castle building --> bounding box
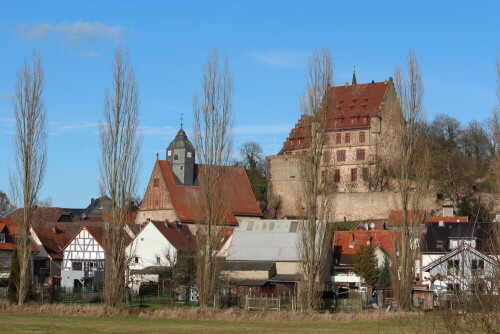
[267,76,402,218]
[135,128,262,228]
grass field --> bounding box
[0,313,415,334]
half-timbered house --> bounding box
[60,226,106,290]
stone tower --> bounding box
[166,128,195,186]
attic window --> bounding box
[339,100,344,105]
[364,98,369,103]
[351,118,358,124]
[362,117,368,124]
[0,233,5,243]
[187,152,192,158]
[154,178,159,187]
[334,119,342,127]
[352,99,357,103]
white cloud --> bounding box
[15,21,124,44]
[1,93,14,101]
[251,50,308,68]
[48,121,99,136]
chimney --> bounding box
[442,205,454,217]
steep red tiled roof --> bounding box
[387,210,426,227]
[32,226,72,260]
[426,216,468,223]
[151,221,196,252]
[0,218,16,250]
[157,160,262,224]
[283,81,390,152]
[333,230,396,257]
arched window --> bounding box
[174,154,178,160]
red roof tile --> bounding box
[333,230,396,257]
[426,216,468,223]
[157,161,262,224]
[282,81,390,152]
[387,210,425,227]
[32,226,72,260]
[0,218,38,252]
[151,221,196,252]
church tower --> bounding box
[166,128,195,186]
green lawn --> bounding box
[0,313,420,334]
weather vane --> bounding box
[180,113,183,129]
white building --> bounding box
[126,220,195,293]
[60,226,106,290]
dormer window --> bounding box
[334,119,342,126]
[351,118,358,124]
[362,116,368,124]
[0,233,5,243]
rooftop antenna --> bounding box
[180,113,184,129]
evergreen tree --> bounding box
[378,256,392,285]
[354,244,379,286]
[7,249,20,303]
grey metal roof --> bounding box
[269,274,299,283]
[167,129,194,151]
[226,220,301,262]
[224,260,275,271]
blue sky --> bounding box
[0,1,499,208]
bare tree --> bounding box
[0,191,16,218]
[193,50,233,311]
[99,48,141,307]
[10,52,47,305]
[390,50,426,310]
[296,48,335,311]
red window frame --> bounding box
[351,168,357,181]
[362,116,368,124]
[362,167,369,182]
[351,117,358,124]
[335,133,341,144]
[345,133,350,144]
[359,132,365,143]
[356,149,366,161]
[336,150,346,162]
[334,169,340,183]
[334,119,342,127]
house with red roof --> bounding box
[332,230,396,289]
[126,220,196,293]
[135,128,262,229]
[60,226,107,290]
[30,226,72,287]
[0,219,17,278]
[267,77,403,218]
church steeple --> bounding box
[166,128,195,186]
[352,66,357,85]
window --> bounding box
[167,150,171,156]
[187,152,192,158]
[351,117,358,124]
[359,132,365,143]
[362,167,369,182]
[447,260,460,275]
[335,133,341,144]
[72,262,83,271]
[336,150,346,162]
[134,257,139,264]
[334,169,340,183]
[334,119,342,127]
[436,240,444,248]
[174,154,179,160]
[362,116,368,124]
[356,149,365,161]
[0,233,5,243]
[153,178,159,187]
[471,259,485,275]
[351,168,357,181]
[323,151,330,163]
[156,256,161,265]
[345,133,350,144]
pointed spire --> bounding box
[180,113,184,129]
[352,66,357,85]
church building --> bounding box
[135,128,263,228]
